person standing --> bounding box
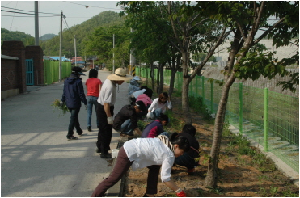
[96,68,132,158]
[86,69,102,132]
[61,66,87,141]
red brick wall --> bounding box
[1,58,19,91]
[1,41,27,93]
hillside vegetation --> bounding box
[1,11,125,57]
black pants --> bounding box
[96,104,114,154]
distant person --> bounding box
[91,135,189,197]
[171,124,200,175]
[61,66,87,140]
[96,68,132,158]
[142,114,169,138]
[86,69,102,132]
[147,92,172,120]
[128,76,142,96]
[113,100,147,137]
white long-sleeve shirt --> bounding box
[148,98,172,113]
[123,137,174,182]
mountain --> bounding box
[40,11,125,57]
[1,28,35,46]
[40,33,56,41]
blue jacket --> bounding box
[61,74,87,108]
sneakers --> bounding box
[87,126,91,132]
[67,136,78,141]
[95,148,101,153]
[100,153,112,158]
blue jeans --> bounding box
[87,96,99,128]
[67,107,82,137]
[150,108,162,119]
[120,119,134,136]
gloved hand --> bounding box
[60,101,64,107]
[176,191,186,197]
[107,116,113,125]
[146,112,151,119]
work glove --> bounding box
[59,101,64,107]
[146,112,151,119]
[107,116,113,125]
[176,191,186,197]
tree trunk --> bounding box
[159,63,164,94]
[150,63,155,91]
[204,71,236,188]
[181,51,192,124]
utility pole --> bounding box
[74,35,77,66]
[112,34,115,74]
[129,28,136,76]
[59,11,63,82]
[34,1,39,45]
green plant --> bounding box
[188,95,212,120]
[270,186,278,196]
[51,99,69,116]
[281,188,298,197]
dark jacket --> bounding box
[178,133,200,158]
[142,120,164,138]
[61,74,87,108]
[113,105,138,130]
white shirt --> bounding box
[123,138,175,182]
[148,98,172,113]
[97,79,116,106]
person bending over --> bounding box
[91,135,189,197]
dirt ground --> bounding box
[123,92,299,197]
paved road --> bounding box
[1,70,129,196]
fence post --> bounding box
[239,82,243,134]
[264,87,269,152]
[201,76,205,100]
[211,80,213,113]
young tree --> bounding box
[164,1,229,123]
[203,1,299,188]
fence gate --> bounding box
[26,59,34,85]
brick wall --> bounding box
[1,41,27,94]
[25,46,44,85]
[1,58,19,91]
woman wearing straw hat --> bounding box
[96,68,132,158]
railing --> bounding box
[44,60,72,85]
[136,67,299,172]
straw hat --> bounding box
[107,68,133,81]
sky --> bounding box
[1,1,121,37]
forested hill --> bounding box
[41,11,125,57]
[1,28,35,46]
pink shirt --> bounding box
[86,78,102,97]
[136,94,152,107]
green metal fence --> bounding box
[136,67,299,172]
[44,60,72,85]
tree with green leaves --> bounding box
[201,1,299,188]
[118,1,178,94]
[163,1,229,123]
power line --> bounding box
[64,1,121,11]
[1,5,60,16]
